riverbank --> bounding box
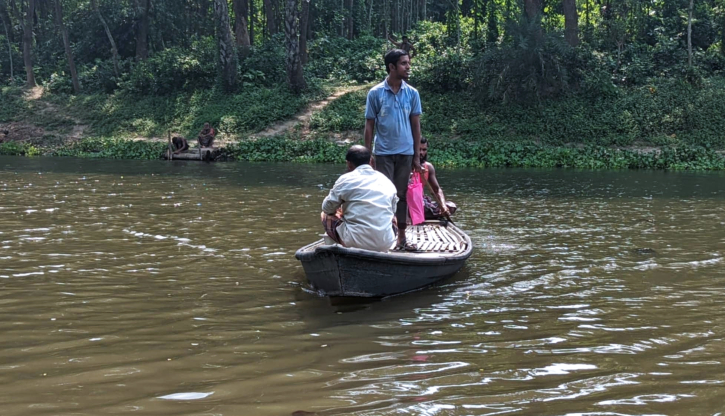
[2,80,725,170]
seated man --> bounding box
[321,145,398,252]
[418,137,457,220]
[197,122,216,148]
[171,136,189,154]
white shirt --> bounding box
[322,165,398,252]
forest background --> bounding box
[2,0,725,169]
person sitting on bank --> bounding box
[321,145,398,252]
[418,137,457,220]
[198,122,216,148]
[171,136,189,154]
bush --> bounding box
[471,20,579,103]
[52,138,166,159]
[306,35,387,82]
[0,141,41,156]
[120,38,217,95]
[309,89,367,131]
[238,36,287,87]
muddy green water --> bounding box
[1,156,725,416]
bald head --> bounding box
[346,145,371,168]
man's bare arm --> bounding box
[364,119,375,152]
[425,163,450,216]
[410,114,422,173]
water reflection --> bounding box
[1,156,725,415]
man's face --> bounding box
[420,142,428,163]
[392,55,411,80]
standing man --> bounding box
[364,49,422,251]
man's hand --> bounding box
[370,156,376,170]
[412,158,422,174]
[440,206,451,217]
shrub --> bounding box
[306,35,387,82]
[239,36,287,87]
[120,38,217,95]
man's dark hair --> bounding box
[402,35,409,41]
[346,145,371,167]
[420,137,428,145]
[384,49,409,73]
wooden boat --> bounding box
[295,221,472,297]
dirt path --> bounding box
[250,84,368,139]
[1,86,89,145]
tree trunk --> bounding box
[563,0,579,46]
[299,0,309,64]
[284,0,305,93]
[233,0,250,48]
[213,0,237,91]
[524,0,542,22]
[368,0,373,31]
[53,0,80,92]
[90,0,120,77]
[1,8,12,80]
[264,0,277,36]
[486,0,498,43]
[22,0,34,87]
[0,0,12,42]
[687,0,694,66]
[135,0,150,60]
[346,0,353,39]
[249,0,254,45]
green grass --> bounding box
[49,82,331,139]
[305,77,725,150]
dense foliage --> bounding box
[1,0,725,168]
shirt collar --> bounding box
[354,164,374,173]
[383,78,407,93]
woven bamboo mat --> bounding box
[401,224,462,253]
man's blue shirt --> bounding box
[365,79,422,156]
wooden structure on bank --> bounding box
[295,221,473,297]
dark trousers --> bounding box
[375,154,413,238]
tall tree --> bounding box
[284,0,305,92]
[90,0,120,77]
[53,0,79,92]
[22,0,35,87]
[346,0,353,39]
[0,0,12,42]
[299,0,310,64]
[562,0,579,46]
[0,2,12,81]
[233,0,251,48]
[213,0,237,91]
[524,0,542,22]
[264,0,277,36]
[135,0,150,60]
[687,0,694,66]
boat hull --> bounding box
[295,223,472,297]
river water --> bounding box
[1,156,724,416]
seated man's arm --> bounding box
[322,181,344,215]
[427,163,449,214]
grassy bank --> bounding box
[3,76,725,170]
[4,135,722,171]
